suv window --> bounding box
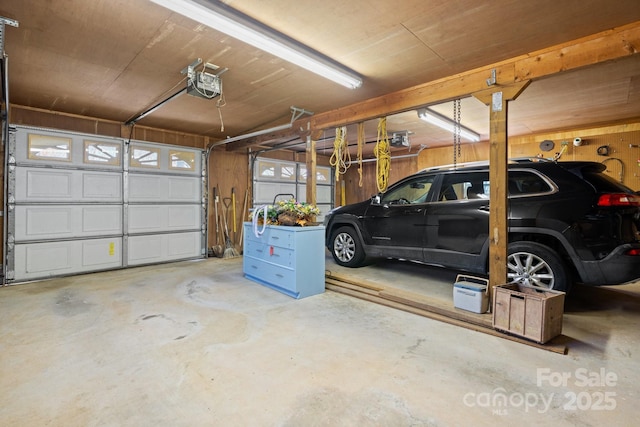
[381,176,435,204]
[439,172,489,201]
[508,170,553,196]
[582,169,635,193]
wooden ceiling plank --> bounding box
[302,21,640,132]
[515,23,640,81]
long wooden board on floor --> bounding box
[325,271,569,355]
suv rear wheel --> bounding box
[507,242,569,292]
[331,226,366,267]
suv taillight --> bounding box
[625,248,640,256]
[597,193,640,207]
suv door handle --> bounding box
[478,205,490,211]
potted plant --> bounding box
[251,198,321,226]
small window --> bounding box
[28,133,71,161]
[84,140,121,165]
[169,150,196,171]
[280,165,296,180]
[299,166,331,183]
[257,160,276,178]
[130,145,159,168]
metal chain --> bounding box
[453,99,461,168]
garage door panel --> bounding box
[167,205,201,229]
[82,173,122,199]
[82,206,123,234]
[23,207,72,238]
[128,205,200,233]
[13,238,123,281]
[16,168,122,203]
[127,232,201,265]
[128,206,163,232]
[168,178,200,201]
[82,240,120,266]
[22,169,73,200]
[168,232,202,257]
[254,182,297,204]
[14,205,122,241]
[128,174,200,203]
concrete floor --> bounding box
[1,253,639,426]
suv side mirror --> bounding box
[371,194,381,205]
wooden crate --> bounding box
[492,283,565,344]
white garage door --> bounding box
[253,157,333,222]
[5,125,205,283]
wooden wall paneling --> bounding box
[10,105,209,148]
[208,148,249,250]
[130,126,207,148]
[11,105,122,136]
[508,125,640,190]
[416,142,490,170]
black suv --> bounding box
[323,159,640,291]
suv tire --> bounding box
[507,241,569,292]
[331,226,366,267]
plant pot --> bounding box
[277,212,298,226]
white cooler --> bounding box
[453,275,489,313]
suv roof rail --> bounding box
[419,157,552,172]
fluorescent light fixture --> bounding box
[417,108,481,142]
[149,0,363,89]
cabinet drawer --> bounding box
[243,257,295,290]
[244,224,294,249]
[244,240,294,268]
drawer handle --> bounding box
[276,273,284,278]
[256,249,263,253]
[250,265,258,269]
[271,236,279,240]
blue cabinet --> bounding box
[243,223,325,298]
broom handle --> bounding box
[213,186,219,234]
[239,189,248,246]
[232,187,237,236]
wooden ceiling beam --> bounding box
[299,21,640,132]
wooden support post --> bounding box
[474,81,530,296]
[305,130,322,215]
[488,94,509,291]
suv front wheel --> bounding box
[507,242,570,292]
[330,226,366,267]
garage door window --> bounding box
[130,145,159,168]
[169,149,196,171]
[84,140,121,165]
[253,157,333,221]
[28,133,71,162]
